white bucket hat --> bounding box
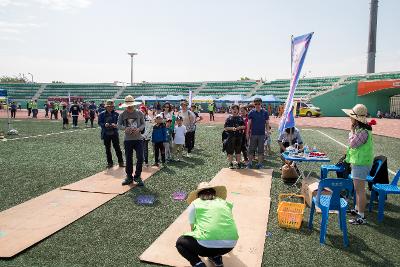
[342,104,368,124]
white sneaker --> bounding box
[186,153,191,158]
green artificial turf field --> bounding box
[0,119,399,266]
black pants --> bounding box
[85,118,89,124]
[11,109,16,118]
[90,117,95,127]
[241,135,248,161]
[45,109,49,117]
[185,131,195,153]
[32,109,38,118]
[27,108,31,116]
[54,110,58,120]
[143,140,150,164]
[104,135,123,165]
[154,142,165,164]
[176,236,233,266]
[209,111,214,121]
[72,116,78,127]
[124,140,144,179]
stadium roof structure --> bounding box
[160,95,185,101]
[135,95,158,101]
[244,94,283,103]
[216,95,244,102]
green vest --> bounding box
[345,130,373,166]
[185,198,239,241]
[208,104,214,112]
[31,102,37,109]
[27,102,32,109]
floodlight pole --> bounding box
[367,0,378,73]
[128,52,138,85]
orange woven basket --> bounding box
[277,194,305,229]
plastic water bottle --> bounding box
[312,145,317,152]
[304,145,310,157]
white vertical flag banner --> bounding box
[279,32,314,133]
[188,90,193,107]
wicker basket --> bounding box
[277,194,305,229]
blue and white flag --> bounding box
[279,32,313,133]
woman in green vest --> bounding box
[342,104,374,225]
[176,182,239,267]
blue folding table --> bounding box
[282,152,331,184]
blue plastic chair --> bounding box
[308,178,354,247]
[320,165,345,179]
[369,169,400,222]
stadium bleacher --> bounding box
[121,83,201,98]
[38,83,120,104]
[196,81,256,97]
[1,71,399,105]
[0,83,41,101]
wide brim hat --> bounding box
[342,104,368,124]
[187,182,227,204]
[121,95,141,107]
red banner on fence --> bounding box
[358,79,400,96]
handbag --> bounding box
[281,162,299,183]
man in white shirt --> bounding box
[179,100,195,156]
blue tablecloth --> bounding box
[282,153,331,163]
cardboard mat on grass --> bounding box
[0,189,116,258]
[140,168,272,267]
[61,166,159,194]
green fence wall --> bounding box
[311,83,358,117]
[311,82,394,117]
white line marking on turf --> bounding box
[316,130,396,175]
[3,128,97,142]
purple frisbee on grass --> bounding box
[172,191,187,201]
[136,195,155,205]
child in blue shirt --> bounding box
[152,114,168,166]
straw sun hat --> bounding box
[121,95,141,108]
[187,182,227,204]
[342,104,368,124]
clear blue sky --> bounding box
[0,0,399,83]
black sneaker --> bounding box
[229,162,234,169]
[133,176,144,187]
[208,255,223,267]
[118,162,125,167]
[349,215,367,225]
[107,163,113,169]
[122,177,133,185]
[347,208,359,216]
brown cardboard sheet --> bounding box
[0,189,116,258]
[60,166,159,194]
[139,168,272,267]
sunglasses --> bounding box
[254,103,261,106]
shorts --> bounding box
[225,135,242,155]
[249,135,265,155]
[63,118,69,125]
[351,165,372,180]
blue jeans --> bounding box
[124,140,144,179]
